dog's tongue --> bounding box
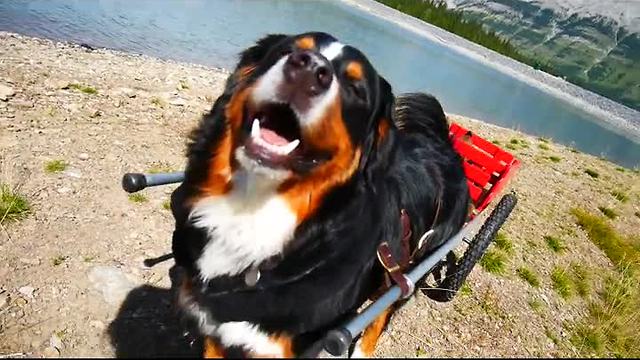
[260,128,289,146]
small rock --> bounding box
[88,266,138,305]
[63,169,82,179]
[14,297,28,306]
[50,333,64,350]
[18,286,35,299]
[19,258,41,266]
[115,87,136,98]
[42,346,60,357]
[168,96,187,106]
[57,186,72,194]
[0,84,16,101]
[78,153,89,160]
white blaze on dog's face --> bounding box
[213,32,394,221]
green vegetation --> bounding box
[128,193,148,203]
[377,0,556,74]
[150,97,166,108]
[615,167,626,173]
[493,232,513,254]
[551,266,573,299]
[51,255,68,266]
[597,206,618,220]
[538,143,550,150]
[44,159,67,173]
[544,235,566,253]
[1,184,30,223]
[528,298,544,313]
[83,255,95,263]
[537,137,550,143]
[459,282,472,296]
[67,83,97,95]
[516,266,540,288]
[491,140,500,145]
[178,79,190,90]
[480,249,507,275]
[571,263,590,298]
[548,156,561,163]
[570,148,580,154]
[584,169,600,178]
[147,162,174,174]
[545,328,561,346]
[162,200,171,211]
[570,208,640,356]
[610,190,629,203]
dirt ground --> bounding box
[1,32,638,358]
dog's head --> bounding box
[197,32,395,219]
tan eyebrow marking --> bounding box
[296,36,315,50]
[346,61,363,81]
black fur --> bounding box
[170,33,470,356]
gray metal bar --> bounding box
[320,213,485,357]
[144,172,185,187]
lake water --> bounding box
[1,0,638,167]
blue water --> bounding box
[1,0,638,167]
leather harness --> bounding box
[376,196,442,298]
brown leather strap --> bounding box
[377,242,414,298]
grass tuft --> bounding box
[551,267,573,299]
[610,190,629,203]
[51,255,68,266]
[162,200,171,211]
[516,266,540,288]
[178,79,190,90]
[480,249,507,275]
[545,327,561,346]
[571,262,591,298]
[538,143,550,150]
[44,159,67,173]
[128,193,148,203]
[493,232,513,254]
[150,97,166,108]
[598,206,618,220]
[491,140,500,145]
[68,83,97,95]
[584,168,600,178]
[459,282,472,296]
[544,235,566,253]
[538,137,550,143]
[1,184,30,223]
[548,156,562,163]
[615,167,625,173]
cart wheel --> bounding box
[424,191,518,302]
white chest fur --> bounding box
[189,179,297,281]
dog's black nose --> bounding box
[284,50,333,95]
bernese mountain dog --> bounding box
[169,32,470,358]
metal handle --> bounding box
[121,171,185,193]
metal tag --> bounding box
[244,267,261,287]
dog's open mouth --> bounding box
[243,101,324,171]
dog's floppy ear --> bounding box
[232,34,288,81]
[360,76,395,179]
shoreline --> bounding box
[343,0,640,142]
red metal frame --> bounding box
[449,123,520,219]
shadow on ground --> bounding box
[107,267,201,358]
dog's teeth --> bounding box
[280,139,300,155]
[251,119,260,138]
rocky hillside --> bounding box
[447,0,640,111]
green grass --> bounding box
[162,200,171,211]
[516,266,541,288]
[491,140,500,145]
[67,83,97,95]
[147,162,174,174]
[510,138,519,145]
[528,298,544,313]
[551,267,573,299]
[459,282,472,296]
[44,159,67,173]
[585,168,600,179]
[544,235,566,253]
[480,249,507,275]
[51,255,68,266]
[538,143,550,150]
[598,206,618,220]
[83,255,95,263]
[570,148,580,154]
[128,193,148,203]
[505,143,518,151]
[615,167,626,173]
[571,208,639,271]
[571,263,591,298]
[1,184,30,223]
[538,137,550,143]
[150,97,166,108]
[493,232,513,254]
[548,156,562,163]
[178,79,190,90]
[610,190,629,203]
